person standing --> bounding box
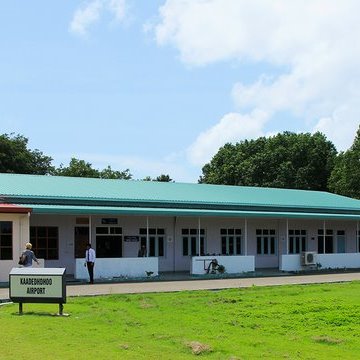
[21,242,39,267]
[84,243,96,284]
[137,244,147,257]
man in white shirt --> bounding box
[84,243,96,284]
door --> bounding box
[74,226,89,259]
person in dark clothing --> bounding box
[137,244,147,257]
[84,243,96,284]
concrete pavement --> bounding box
[1,272,360,302]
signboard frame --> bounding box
[9,268,67,314]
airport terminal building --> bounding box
[1,173,360,282]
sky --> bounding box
[1,0,359,183]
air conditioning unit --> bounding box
[301,251,317,266]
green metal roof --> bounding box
[1,173,360,217]
[23,203,360,220]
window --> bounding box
[182,228,205,256]
[0,221,12,260]
[317,229,333,254]
[139,228,165,257]
[256,229,276,255]
[220,228,242,255]
[30,226,59,260]
[288,229,307,254]
[96,226,122,258]
[336,230,346,253]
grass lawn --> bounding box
[1,281,360,359]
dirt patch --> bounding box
[139,299,154,309]
[186,341,212,355]
[312,335,344,345]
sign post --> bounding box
[9,268,67,315]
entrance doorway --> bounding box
[74,226,89,258]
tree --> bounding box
[0,133,53,174]
[53,158,99,178]
[142,174,173,182]
[154,174,173,182]
[53,158,133,180]
[199,132,337,191]
[328,126,360,199]
[99,166,132,180]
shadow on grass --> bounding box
[11,311,70,317]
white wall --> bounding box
[75,257,158,279]
[26,214,360,276]
[285,219,358,253]
[280,254,303,271]
[118,215,176,272]
[280,253,360,272]
[317,253,360,269]
[191,255,254,275]
[30,214,177,275]
[175,217,281,270]
[30,215,76,273]
[0,213,32,282]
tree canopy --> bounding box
[328,125,360,199]
[199,132,337,191]
[0,133,132,180]
[142,174,173,182]
[52,158,132,180]
[3,129,360,199]
[0,133,53,175]
[53,158,99,178]
[99,166,132,180]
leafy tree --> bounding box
[200,132,337,191]
[0,133,133,180]
[99,166,132,180]
[154,174,173,182]
[328,126,360,199]
[142,174,173,182]
[0,133,53,174]
[53,158,133,180]
[53,158,99,178]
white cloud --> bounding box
[154,0,360,152]
[187,110,268,166]
[70,0,126,36]
[70,0,103,36]
[313,105,360,151]
[107,0,126,21]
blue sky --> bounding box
[1,1,359,182]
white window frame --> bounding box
[256,229,277,255]
[139,228,165,257]
[288,229,307,254]
[317,229,334,254]
[182,228,206,256]
[336,230,346,254]
[220,228,242,255]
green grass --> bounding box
[1,282,360,359]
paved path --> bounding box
[1,272,360,301]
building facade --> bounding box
[1,174,360,282]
